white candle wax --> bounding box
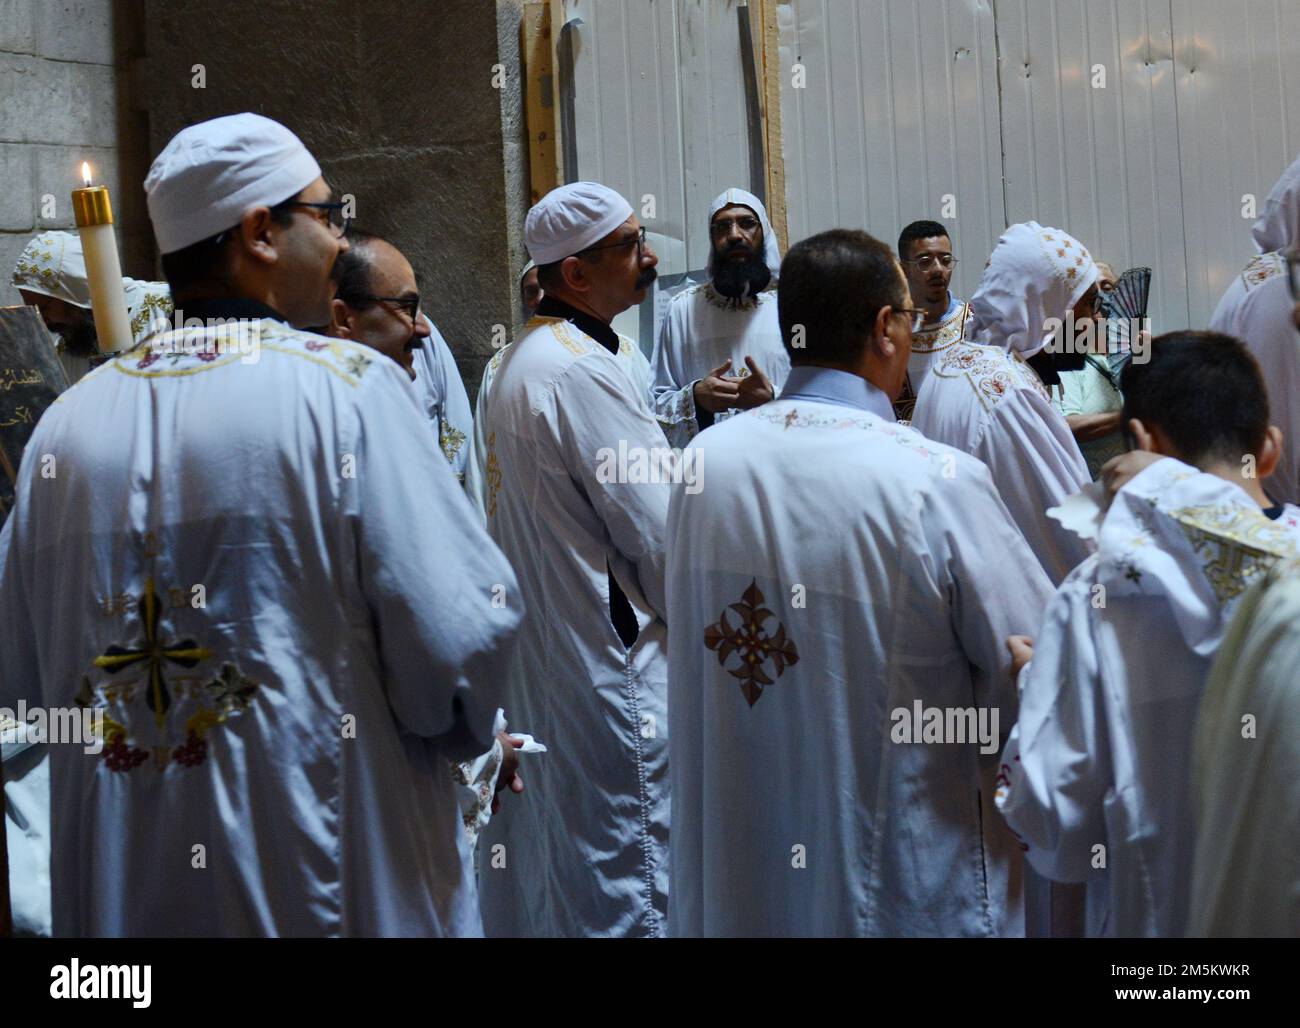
[76,220,132,353]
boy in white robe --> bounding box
[667,229,1055,937]
[1189,556,1300,937]
[650,188,787,447]
[0,114,522,937]
[912,222,1096,584]
[997,331,1300,938]
[475,183,671,937]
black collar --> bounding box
[535,296,619,355]
[168,297,290,327]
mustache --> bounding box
[635,266,658,290]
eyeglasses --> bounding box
[900,254,957,272]
[344,293,421,324]
[894,307,926,332]
[710,215,761,237]
[277,200,351,238]
[577,225,647,260]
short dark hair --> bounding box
[897,220,950,262]
[161,191,300,297]
[1120,330,1269,464]
[778,229,904,365]
[535,246,605,294]
[330,229,381,304]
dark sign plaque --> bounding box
[0,305,71,525]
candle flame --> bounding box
[82,162,92,187]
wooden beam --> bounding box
[521,0,559,207]
[758,0,788,254]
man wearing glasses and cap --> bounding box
[475,181,671,938]
[0,113,522,938]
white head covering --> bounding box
[525,182,634,265]
[144,113,322,255]
[11,230,173,344]
[1252,153,1300,254]
[518,258,536,286]
[708,187,781,276]
[964,221,1097,358]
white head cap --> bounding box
[709,187,782,276]
[144,113,322,255]
[964,222,1097,358]
[525,182,634,266]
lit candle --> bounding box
[71,163,132,353]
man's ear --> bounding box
[235,206,278,266]
[559,255,588,295]
[1127,417,1159,454]
[1257,425,1284,481]
[328,298,353,339]
[873,304,895,361]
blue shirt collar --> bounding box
[778,365,896,421]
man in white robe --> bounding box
[893,219,971,419]
[465,260,655,524]
[475,182,671,937]
[1208,158,1300,504]
[1209,152,1300,332]
[997,331,1300,937]
[0,113,521,937]
[912,222,1096,584]
[12,229,173,382]
[667,229,1055,937]
[326,230,473,481]
[1189,557,1300,937]
[650,188,786,447]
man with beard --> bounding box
[12,230,173,382]
[650,188,787,446]
[911,222,1095,586]
[892,220,971,419]
[476,182,672,937]
[328,230,474,482]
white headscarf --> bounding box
[1252,153,1300,254]
[963,221,1097,358]
[11,230,174,345]
[708,188,781,277]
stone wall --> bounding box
[141,0,530,396]
[0,0,152,306]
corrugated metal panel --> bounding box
[563,0,762,280]
[779,0,1005,303]
[996,0,1190,331]
[1172,0,1300,327]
